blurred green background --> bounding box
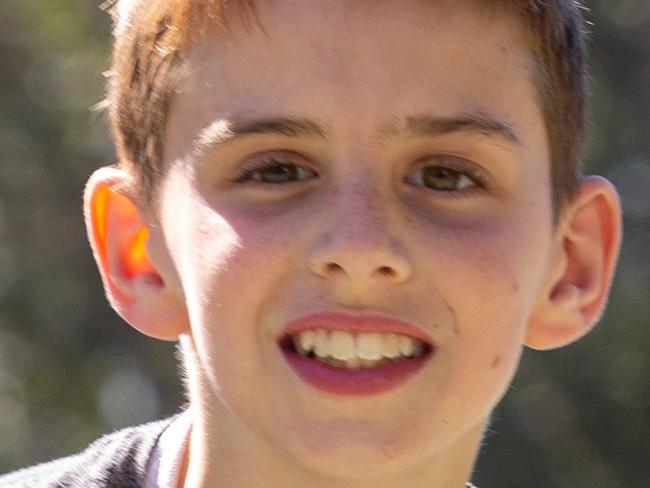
[0,1,648,487]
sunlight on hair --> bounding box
[114,0,142,36]
[194,119,234,155]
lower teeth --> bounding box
[311,355,404,369]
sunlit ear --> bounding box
[83,166,189,340]
[526,176,622,350]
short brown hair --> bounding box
[105,0,589,216]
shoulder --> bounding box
[0,416,179,488]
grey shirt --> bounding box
[0,416,178,487]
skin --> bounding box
[84,1,622,487]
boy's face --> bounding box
[153,0,555,478]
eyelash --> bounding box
[232,154,487,193]
[232,156,318,184]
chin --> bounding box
[278,424,430,481]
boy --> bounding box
[0,0,622,487]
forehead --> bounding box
[184,0,530,90]
[165,0,545,162]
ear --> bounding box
[525,176,622,350]
[84,166,190,340]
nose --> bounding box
[308,192,412,286]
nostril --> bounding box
[326,262,343,273]
[377,266,396,277]
[322,262,400,278]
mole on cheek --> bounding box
[491,355,502,369]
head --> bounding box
[84,0,621,484]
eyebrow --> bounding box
[193,112,520,154]
[397,113,521,146]
[193,117,327,154]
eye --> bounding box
[234,156,317,184]
[405,159,483,192]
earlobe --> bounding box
[525,176,622,351]
[84,166,190,340]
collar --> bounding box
[144,409,193,488]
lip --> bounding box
[279,312,434,396]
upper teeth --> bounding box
[292,329,425,361]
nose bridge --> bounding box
[333,177,387,242]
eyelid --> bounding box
[230,150,319,184]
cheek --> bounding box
[171,200,302,341]
[423,217,549,358]
[200,207,303,294]
[414,221,545,414]
[172,202,312,406]
[433,210,547,302]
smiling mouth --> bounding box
[279,329,432,370]
[278,312,435,395]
